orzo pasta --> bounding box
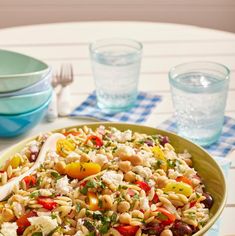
[0,126,213,236]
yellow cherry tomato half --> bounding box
[164,182,193,197]
[152,146,167,171]
[56,139,76,157]
[65,162,101,180]
[9,155,21,169]
[87,192,100,211]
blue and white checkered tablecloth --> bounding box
[70,91,161,123]
[158,116,235,157]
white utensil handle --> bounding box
[58,86,71,117]
[46,90,58,122]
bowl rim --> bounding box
[0,68,52,98]
[0,87,52,100]
[0,93,52,117]
[0,122,227,235]
[0,49,49,78]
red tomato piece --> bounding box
[37,197,57,210]
[115,225,139,236]
[155,207,176,225]
[176,176,193,186]
[151,193,159,204]
[135,181,151,193]
[86,135,103,148]
[189,201,197,208]
[22,175,37,189]
[16,211,37,235]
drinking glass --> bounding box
[89,38,142,113]
[169,61,230,146]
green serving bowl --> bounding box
[0,87,52,115]
[0,123,226,235]
[0,49,49,92]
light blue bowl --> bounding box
[0,69,52,98]
[0,87,52,115]
[0,49,50,92]
[0,95,52,137]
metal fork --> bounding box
[57,64,74,116]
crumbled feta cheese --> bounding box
[113,129,132,142]
[102,171,123,186]
[132,166,152,179]
[92,154,108,167]
[56,176,72,195]
[29,216,58,235]
[67,152,80,158]
[28,140,39,153]
[37,211,52,217]
[116,145,135,157]
[168,169,181,179]
[39,189,53,196]
[87,150,96,159]
[0,222,18,236]
[140,196,150,211]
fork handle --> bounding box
[46,90,58,122]
[58,85,72,117]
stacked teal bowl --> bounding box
[0,49,52,137]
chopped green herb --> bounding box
[51,171,61,180]
[167,159,176,168]
[80,186,88,195]
[133,193,140,200]
[93,211,103,220]
[51,213,57,219]
[99,222,110,234]
[84,220,95,231]
[76,203,81,212]
[156,212,168,221]
[29,191,39,198]
[86,180,96,188]
[110,212,118,224]
[85,209,93,217]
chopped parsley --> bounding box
[76,203,81,212]
[50,171,61,180]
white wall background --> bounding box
[0,0,235,32]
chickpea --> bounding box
[119,161,132,173]
[156,176,168,188]
[2,208,15,222]
[124,171,136,182]
[102,188,113,195]
[160,229,173,236]
[55,161,66,175]
[101,195,113,210]
[129,154,143,166]
[117,201,130,213]
[119,213,131,224]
